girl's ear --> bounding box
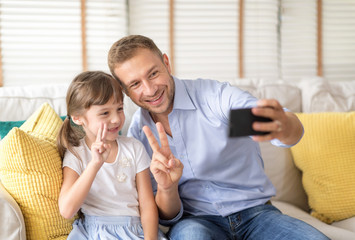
[71,116,83,126]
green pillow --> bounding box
[0,120,25,139]
[0,116,66,139]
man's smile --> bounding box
[145,90,164,106]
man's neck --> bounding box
[150,113,172,137]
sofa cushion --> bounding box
[0,116,66,140]
[0,181,26,240]
[231,78,302,113]
[0,84,68,121]
[291,112,355,224]
[332,217,355,234]
[260,142,308,211]
[0,103,73,239]
[272,200,355,240]
[0,120,25,140]
[299,78,355,113]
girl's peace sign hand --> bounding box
[143,122,183,191]
[91,123,111,165]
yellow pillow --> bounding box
[0,103,73,239]
[291,112,355,224]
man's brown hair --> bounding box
[108,35,163,85]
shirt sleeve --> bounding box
[62,149,84,175]
[159,203,184,226]
[270,122,304,148]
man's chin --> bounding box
[138,98,172,115]
[143,105,167,115]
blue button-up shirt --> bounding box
[128,77,290,220]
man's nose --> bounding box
[142,80,157,96]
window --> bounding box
[0,0,354,87]
[281,0,355,82]
[0,0,127,86]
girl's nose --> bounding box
[111,113,121,124]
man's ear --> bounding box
[163,53,172,74]
[71,116,83,126]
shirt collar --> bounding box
[140,76,196,127]
[172,76,196,110]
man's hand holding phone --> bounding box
[229,99,289,142]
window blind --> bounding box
[128,0,170,57]
[280,0,318,82]
[129,0,279,83]
[322,0,355,81]
[281,0,355,82]
[1,1,355,86]
[173,0,238,82]
[0,0,127,86]
[243,0,280,80]
[0,0,82,86]
[86,0,127,72]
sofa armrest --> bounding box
[0,181,26,240]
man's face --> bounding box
[114,48,175,117]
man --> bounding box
[108,35,329,240]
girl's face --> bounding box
[75,97,125,146]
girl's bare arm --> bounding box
[137,168,159,240]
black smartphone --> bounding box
[229,108,272,137]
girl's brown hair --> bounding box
[57,71,124,159]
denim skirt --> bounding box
[67,215,167,240]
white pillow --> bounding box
[0,181,26,240]
[0,84,68,121]
[299,77,355,113]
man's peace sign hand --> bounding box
[143,122,183,191]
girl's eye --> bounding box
[117,107,123,112]
[101,112,109,116]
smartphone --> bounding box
[229,108,272,137]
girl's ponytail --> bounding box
[57,117,84,160]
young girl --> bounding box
[57,71,166,240]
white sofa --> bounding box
[1,78,355,240]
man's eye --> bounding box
[150,71,158,78]
[130,82,139,89]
